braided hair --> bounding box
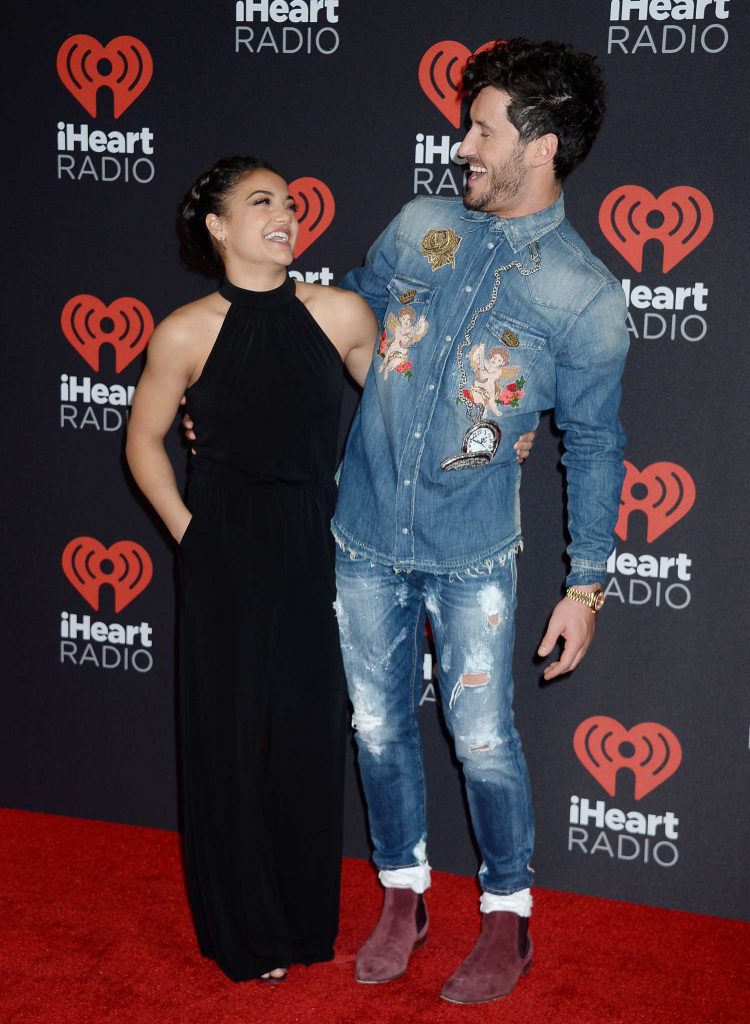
[177,156,281,276]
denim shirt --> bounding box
[333,194,628,585]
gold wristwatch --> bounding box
[565,586,605,613]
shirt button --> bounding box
[445,335,452,342]
[487,242,495,250]
[402,528,409,535]
[414,431,422,438]
[428,384,435,391]
[404,479,411,486]
[465,286,472,293]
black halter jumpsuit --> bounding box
[177,275,347,981]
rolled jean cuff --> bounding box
[567,559,607,587]
[379,861,432,894]
[480,888,532,917]
[567,573,606,587]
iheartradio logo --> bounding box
[61,295,153,373]
[599,186,713,273]
[289,177,335,257]
[418,40,495,127]
[574,716,682,800]
[62,537,153,612]
[616,461,696,543]
[57,35,153,119]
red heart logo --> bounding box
[574,716,682,800]
[60,295,154,373]
[418,40,497,128]
[56,34,153,119]
[62,537,153,613]
[616,461,696,543]
[599,185,713,273]
[289,177,335,258]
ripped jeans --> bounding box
[334,549,534,896]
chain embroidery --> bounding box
[440,242,542,472]
[455,242,541,425]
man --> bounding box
[332,39,628,1004]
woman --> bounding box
[126,156,375,983]
[127,155,535,984]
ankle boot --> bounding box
[440,911,532,1004]
[355,888,428,984]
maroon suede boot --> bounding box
[440,911,532,1004]
[355,888,428,984]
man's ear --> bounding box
[529,133,558,169]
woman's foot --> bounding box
[259,968,288,983]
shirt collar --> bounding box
[460,193,565,252]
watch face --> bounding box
[594,591,605,611]
[466,426,496,454]
[440,419,501,472]
[463,420,500,456]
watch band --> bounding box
[566,586,605,612]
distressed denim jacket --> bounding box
[333,194,629,585]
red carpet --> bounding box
[0,809,747,1024]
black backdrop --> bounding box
[3,1,748,922]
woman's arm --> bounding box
[126,312,199,542]
[299,284,378,389]
[325,289,378,388]
[343,302,378,388]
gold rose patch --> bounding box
[421,228,461,271]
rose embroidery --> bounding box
[497,377,526,408]
[456,376,527,410]
[420,228,462,271]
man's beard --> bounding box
[463,142,527,215]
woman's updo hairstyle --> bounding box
[178,156,281,276]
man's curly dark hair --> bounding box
[461,38,607,181]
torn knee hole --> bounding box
[448,671,490,710]
[461,672,489,688]
[468,742,491,753]
[352,711,383,734]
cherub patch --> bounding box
[456,343,525,416]
[377,306,429,380]
[421,228,461,271]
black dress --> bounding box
[177,275,348,981]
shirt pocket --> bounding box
[479,313,548,411]
[376,276,437,376]
[385,274,436,317]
